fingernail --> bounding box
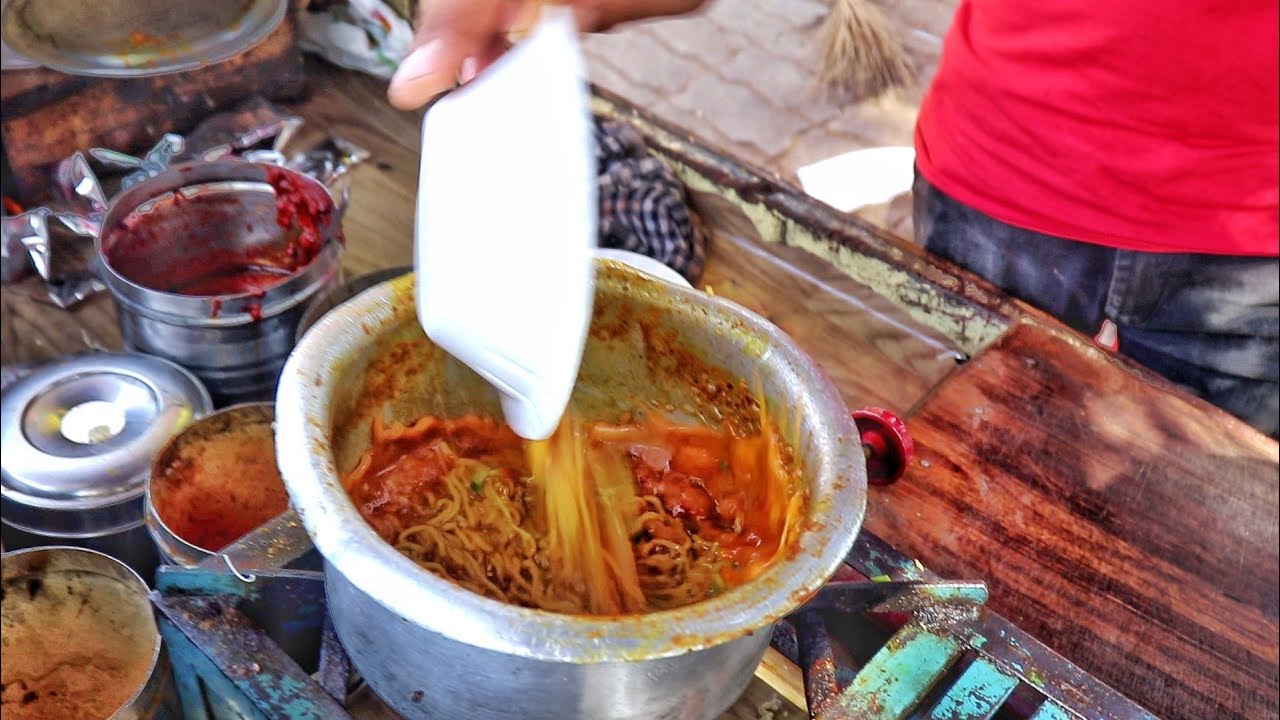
[391,39,443,85]
[459,56,478,84]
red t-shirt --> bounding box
[915,0,1279,256]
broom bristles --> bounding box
[820,0,915,102]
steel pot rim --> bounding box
[275,263,867,664]
[295,265,411,343]
[95,159,342,318]
[106,241,343,327]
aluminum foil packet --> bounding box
[0,97,370,309]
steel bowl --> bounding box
[274,261,867,720]
[97,160,343,406]
[1,0,287,78]
[146,402,287,567]
[1,546,179,719]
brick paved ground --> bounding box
[582,0,957,239]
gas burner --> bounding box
[150,513,1155,720]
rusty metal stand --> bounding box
[149,510,1156,720]
[769,533,1158,720]
[151,514,355,720]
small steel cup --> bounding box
[145,402,288,567]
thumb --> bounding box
[387,0,511,110]
[387,38,467,110]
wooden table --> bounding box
[2,63,1277,720]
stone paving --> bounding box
[582,0,957,239]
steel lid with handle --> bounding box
[0,352,212,537]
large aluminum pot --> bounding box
[275,261,867,720]
[97,160,343,406]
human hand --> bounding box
[386,0,707,110]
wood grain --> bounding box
[754,648,806,712]
[279,63,421,276]
[866,319,1280,720]
[0,234,121,365]
[1,15,306,203]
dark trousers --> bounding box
[913,175,1279,437]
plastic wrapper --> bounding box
[0,98,370,309]
[296,0,414,79]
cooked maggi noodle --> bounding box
[342,407,804,615]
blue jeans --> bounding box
[913,174,1279,437]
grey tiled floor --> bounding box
[582,0,956,238]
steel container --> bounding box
[275,262,867,720]
[1,546,179,719]
[97,160,343,406]
[145,402,286,567]
[0,353,212,583]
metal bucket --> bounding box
[96,160,343,407]
[1,546,179,719]
[145,402,287,566]
[275,262,868,720]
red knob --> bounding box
[852,407,914,485]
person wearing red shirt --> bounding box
[387,0,1279,436]
[914,0,1278,436]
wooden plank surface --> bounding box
[865,319,1280,720]
[693,189,964,414]
[1,15,306,203]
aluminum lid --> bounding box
[1,0,287,78]
[1,352,212,537]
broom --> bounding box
[819,0,915,102]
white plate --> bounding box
[797,146,916,212]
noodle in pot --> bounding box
[341,409,803,616]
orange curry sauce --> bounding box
[590,413,797,585]
[346,413,798,587]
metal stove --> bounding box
[151,510,1155,720]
